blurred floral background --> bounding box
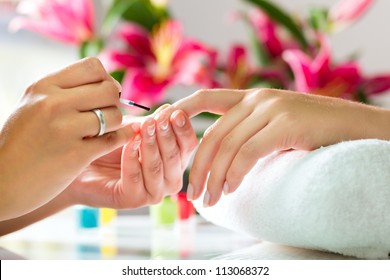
[2,0,390,124]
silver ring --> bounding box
[92,109,106,137]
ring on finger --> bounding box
[92,108,106,137]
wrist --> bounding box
[372,107,390,140]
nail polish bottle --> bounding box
[150,196,178,227]
[76,206,99,229]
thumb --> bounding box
[82,124,136,160]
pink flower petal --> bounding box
[121,70,170,106]
[115,23,153,58]
[327,63,361,93]
[330,0,374,25]
[249,9,284,58]
[9,0,95,45]
[312,35,331,77]
[283,49,319,92]
[363,75,390,95]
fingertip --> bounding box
[205,189,222,207]
[141,118,156,138]
[153,103,171,117]
[203,190,210,208]
[187,180,200,201]
[131,122,141,134]
[171,110,186,128]
[187,183,194,201]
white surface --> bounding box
[0,209,256,260]
[0,208,353,260]
[196,139,390,259]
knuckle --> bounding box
[25,79,50,95]
[146,159,162,176]
[239,139,256,158]
[102,80,119,96]
[164,147,180,164]
[267,95,289,112]
[202,122,218,141]
[220,133,235,152]
[193,88,211,106]
[33,95,61,118]
[128,169,143,184]
[83,57,107,79]
[103,132,119,147]
[193,88,208,99]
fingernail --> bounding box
[147,123,155,136]
[159,118,169,131]
[203,191,211,208]
[133,135,141,150]
[174,111,186,128]
[223,181,230,196]
[187,184,194,201]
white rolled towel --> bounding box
[194,139,390,259]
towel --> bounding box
[194,139,390,259]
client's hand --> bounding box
[173,88,390,207]
[67,106,198,208]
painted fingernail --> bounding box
[147,123,155,136]
[174,111,186,128]
[187,184,194,201]
[203,191,211,208]
[159,118,169,131]
[133,135,141,150]
[223,181,230,196]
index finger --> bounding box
[45,57,111,89]
[172,88,248,118]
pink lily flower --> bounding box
[101,20,216,106]
[224,45,253,89]
[249,9,283,59]
[9,0,95,45]
[329,0,374,30]
[363,75,390,96]
[282,36,362,99]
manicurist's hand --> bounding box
[66,105,198,209]
[0,105,197,235]
[173,88,390,207]
[0,57,133,221]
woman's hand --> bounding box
[173,88,390,207]
[66,106,198,209]
[0,57,133,220]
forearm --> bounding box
[335,101,390,143]
[0,189,74,236]
[363,105,390,140]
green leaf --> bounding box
[356,88,369,104]
[79,38,104,58]
[110,70,126,84]
[103,0,169,34]
[244,0,308,48]
[308,7,328,32]
[239,10,271,66]
[196,112,220,120]
[249,28,270,66]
